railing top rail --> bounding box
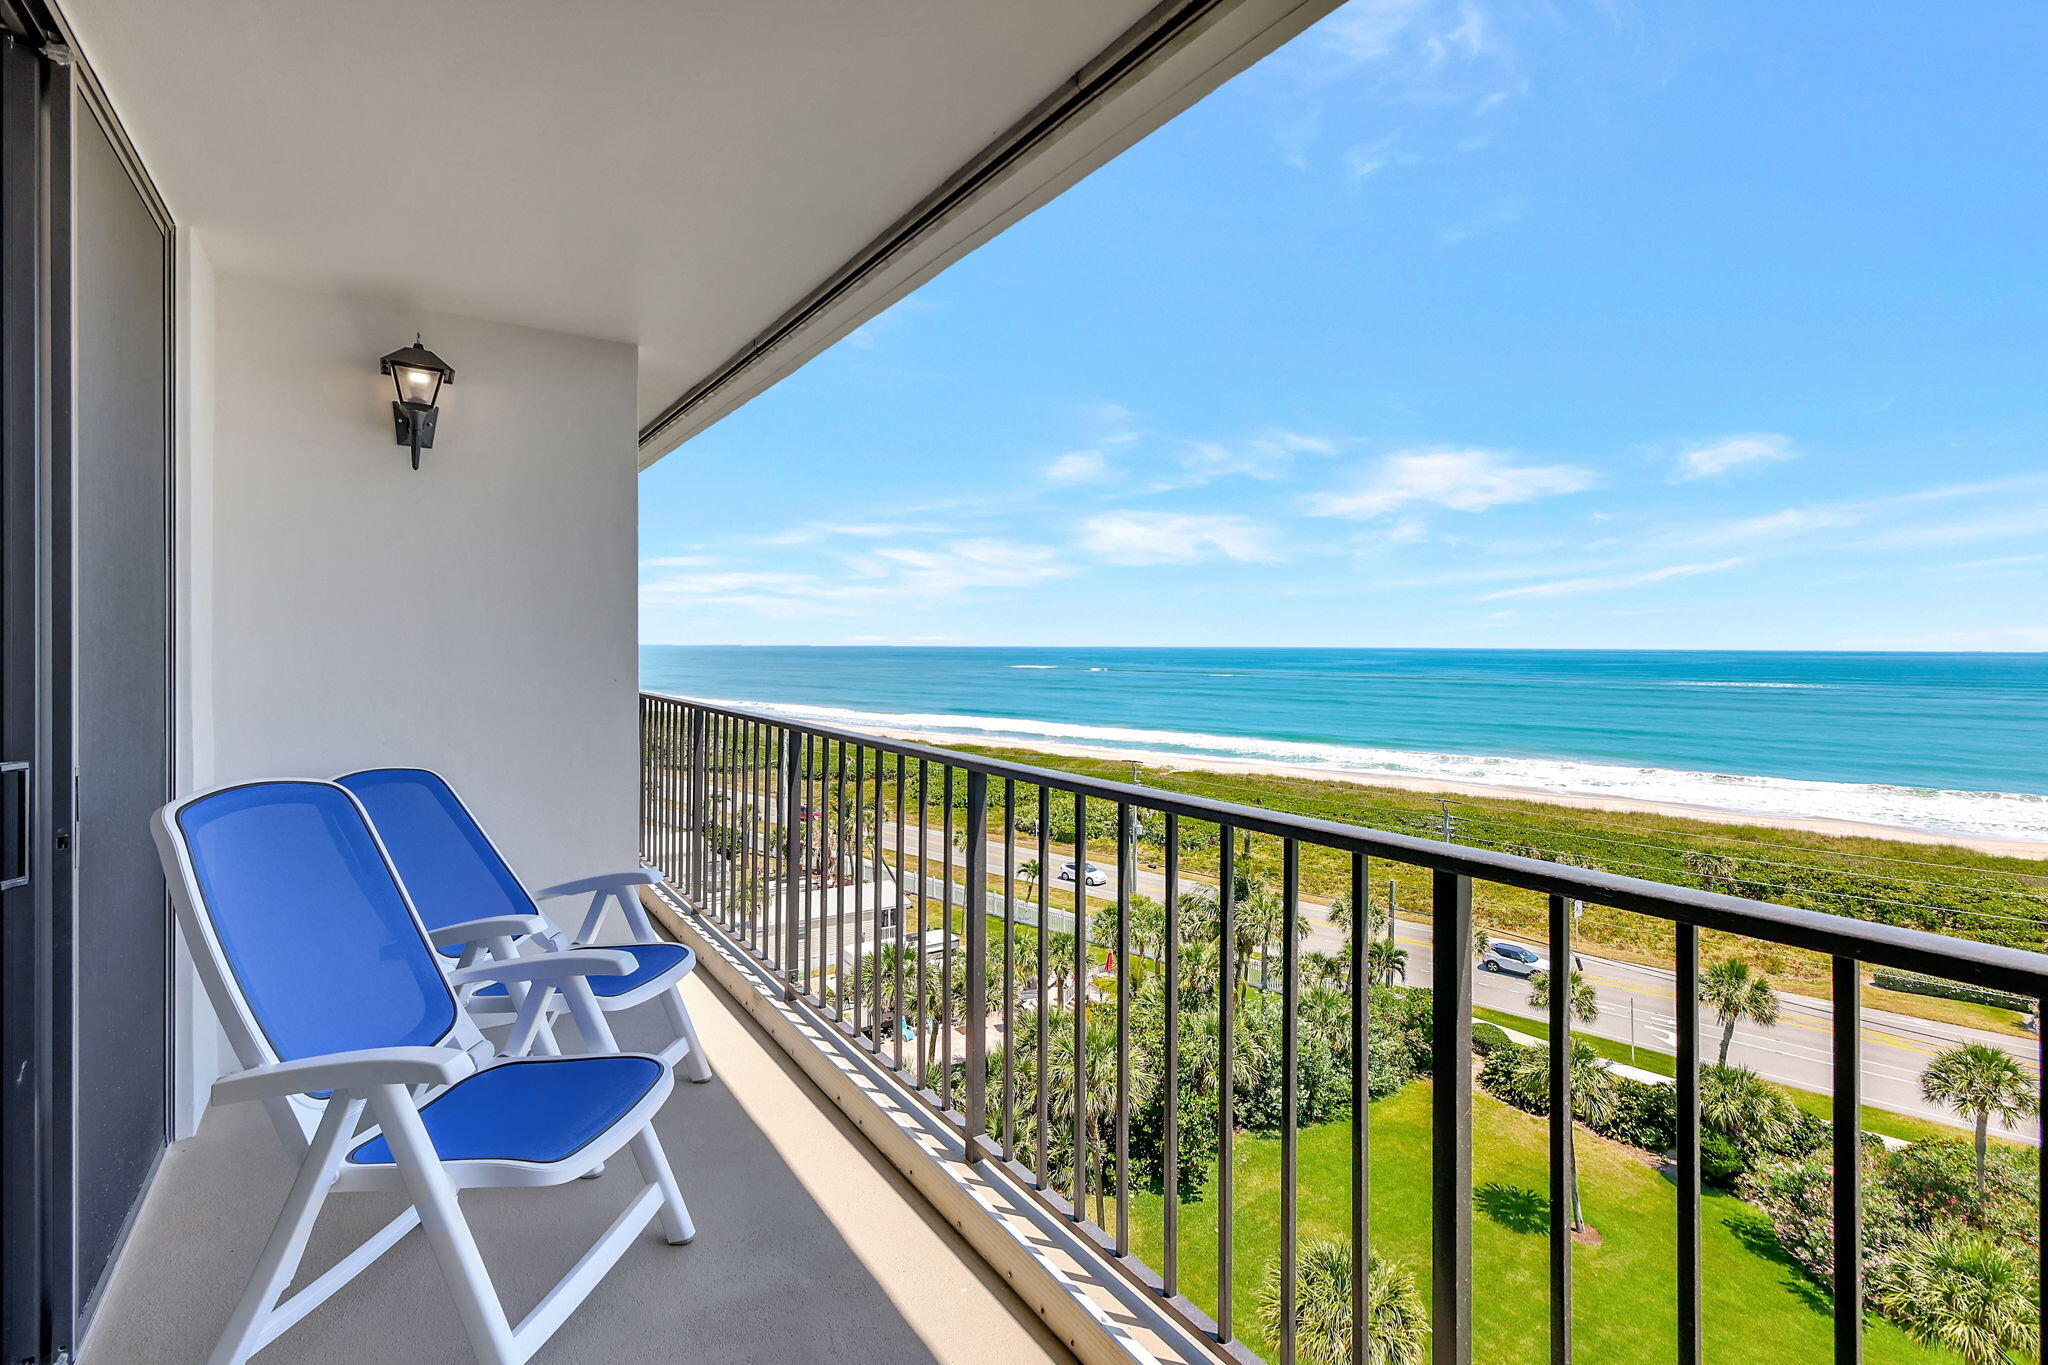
[644,691,2048,996]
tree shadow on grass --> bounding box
[1721,1209,1833,1317]
[1476,1181,1549,1235]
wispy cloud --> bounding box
[1664,474,2048,551]
[1479,558,1746,601]
[1148,428,1336,492]
[1856,502,2048,550]
[1306,447,1597,519]
[758,521,929,547]
[1044,450,1111,485]
[641,538,1070,618]
[1670,432,1799,482]
[1078,512,1279,566]
[639,554,715,569]
[1671,506,1860,548]
[1932,553,2048,577]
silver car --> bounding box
[1479,940,1550,977]
[1057,860,1109,887]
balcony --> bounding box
[630,693,2047,1365]
[81,941,1082,1365]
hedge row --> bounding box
[1869,967,2034,1014]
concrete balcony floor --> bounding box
[82,970,1077,1364]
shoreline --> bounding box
[864,726,2048,860]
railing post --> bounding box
[1548,894,1572,1365]
[686,705,706,904]
[1431,870,1473,1365]
[1833,956,1862,1365]
[781,727,801,1000]
[963,771,989,1161]
[1677,922,1702,1365]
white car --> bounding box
[1057,860,1109,887]
[1479,940,1550,977]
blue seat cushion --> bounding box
[468,943,693,1000]
[348,1056,664,1166]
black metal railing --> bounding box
[639,691,2048,1365]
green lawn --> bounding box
[1130,1084,1959,1365]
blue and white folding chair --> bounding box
[336,767,712,1081]
[155,780,694,1365]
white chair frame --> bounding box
[341,768,713,1083]
[155,780,695,1365]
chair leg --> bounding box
[627,1127,695,1245]
[368,1085,519,1365]
[662,987,714,1083]
[208,1098,361,1365]
[560,977,622,1054]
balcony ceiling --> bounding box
[59,0,1161,432]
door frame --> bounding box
[0,18,77,1362]
[0,2,174,1359]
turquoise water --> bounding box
[639,647,2048,841]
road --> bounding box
[872,823,2043,1143]
[703,793,2043,1143]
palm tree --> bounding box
[1327,886,1387,945]
[1044,931,1077,1010]
[1256,1239,1426,1365]
[1234,884,1301,994]
[1367,938,1407,987]
[1506,1039,1615,1232]
[1681,849,1747,896]
[1129,894,1167,963]
[1872,1229,2039,1365]
[1700,958,1780,1067]
[1698,1064,1797,1151]
[1302,949,1348,993]
[1920,1043,2038,1193]
[1528,969,1598,1025]
[1018,857,1042,890]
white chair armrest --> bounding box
[533,868,661,901]
[427,913,547,949]
[447,948,636,990]
[212,1047,477,1106]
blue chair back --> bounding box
[335,768,540,940]
[172,780,457,1063]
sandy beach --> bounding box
[866,726,2048,860]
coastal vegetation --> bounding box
[894,740,2048,1029]
[687,726,2040,1363]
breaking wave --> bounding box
[678,694,2048,843]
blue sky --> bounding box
[640,0,2048,651]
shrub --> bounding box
[1478,1041,1677,1152]
[1882,1140,2039,1247]
[1385,986,1432,1073]
[1870,1228,2039,1365]
[1870,968,2033,1015]
[1257,1240,1426,1365]
[1130,1079,1221,1203]
[1232,989,1358,1135]
[1602,1077,1678,1151]
[1365,1025,1415,1101]
[1478,1041,1543,1111]
[1700,1130,1747,1188]
[1470,1021,1513,1056]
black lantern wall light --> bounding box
[378,335,455,469]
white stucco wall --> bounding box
[197,273,641,884]
[166,266,641,1136]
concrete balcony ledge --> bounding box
[81,933,1086,1364]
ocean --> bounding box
[638,647,2048,843]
